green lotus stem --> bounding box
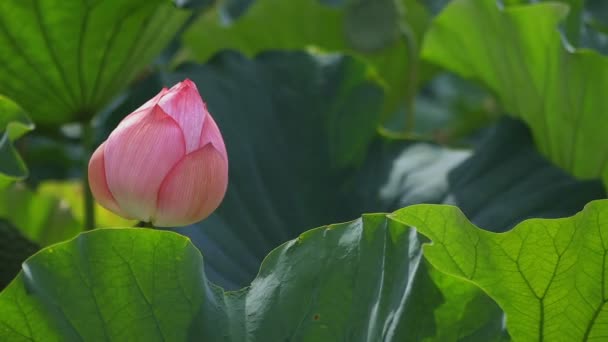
[82,120,96,230]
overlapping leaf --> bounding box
[179,0,430,116]
[0,0,188,124]
[0,214,495,341]
[394,199,608,341]
[5,199,608,340]
[422,0,608,186]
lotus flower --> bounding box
[88,79,228,227]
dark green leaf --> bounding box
[344,0,401,52]
[0,220,38,289]
[446,118,606,232]
[160,51,384,288]
[0,0,188,124]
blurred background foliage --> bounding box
[1,0,608,339]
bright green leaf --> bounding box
[0,96,34,188]
[393,199,608,341]
[0,0,188,124]
[422,0,608,186]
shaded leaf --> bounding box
[0,220,38,289]
[18,135,82,186]
[179,0,430,116]
[159,51,383,289]
[344,0,401,52]
[446,118,606,232]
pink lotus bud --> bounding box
[88,79,228,227]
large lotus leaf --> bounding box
[422,0,608,187]
[0,214,501,341]
[179,0,430,116]
[0,0,188,124]
[393,199,608,341]
[5,200,608,340]
[0,96,34,188]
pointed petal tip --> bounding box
[182,78,197,89]
[167,78,198,93]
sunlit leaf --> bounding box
[393,199,608,341]
[0,0,188,124]
[422,0,608,186]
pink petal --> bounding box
[199,112,227,158]
[104,106,186,222]
[88,142,132,219]
[154,144,228,227]
[158,79,204,153]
